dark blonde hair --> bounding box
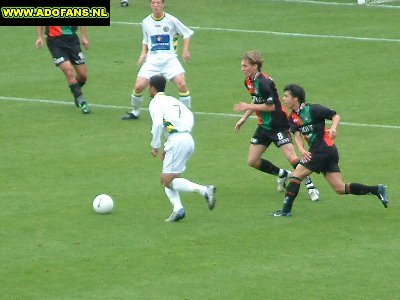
[242,50,264,71]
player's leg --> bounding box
[47,38,84,111]
[163,187,186,222]
[273,164,312,217]
[162,135,215,221]
[121,76,148,120]
[122,59,155,120]
[74,63,88,88]
[168,134,216,210]
[277,142,296,192]
[247,143,289,187]
[248,143,271,170]
[59,60,77,84]
[171,73,191,109]
[73,64,90,114]
[247,127,287,177]
[162,173,186,222]
[166,58,191,109]
[132,77,147,115]
[56,61,89,113]
[324,172,389,208]
[68,39,90,113]
[279,142,319,200]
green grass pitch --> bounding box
[1,0,399,298]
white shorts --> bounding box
[162,132,194,174]
[137,56,185,80]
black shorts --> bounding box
[300,144,341,174]
[46,34,85,66]
[250,125,292,148]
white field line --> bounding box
[1,96,399,130]
[111,22,400,43]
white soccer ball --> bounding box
[92,194,114,214]
[120,0,129,7]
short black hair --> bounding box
[283,84,306,103]
[149,75,167,93]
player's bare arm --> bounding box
[137,44,148,66]
[181,38,191,63]
[234,108,254,132]
[327,114,340,139]
[234,102,275,112]
[294,131,311,162]
[80,26,89,50]
[35,26,44,48]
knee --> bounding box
[333,185,345,195]
[64,70,76,84]
[78,73,88,83]
[247,158,259,169]
[161,175,173,188]
[175,80,187,92]
[134,82,146,94]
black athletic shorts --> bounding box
[300,144,341,174]
[46,34,85,66]
[250,125,292,148]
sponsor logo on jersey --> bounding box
[150,34,170,51]
[300,124,313,134]
[252,95,264,104]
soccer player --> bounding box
[273,84,389,217]
[234,50,319,201]
[35,26,91,114]
[121,0,194,120]
[148,75,216,222]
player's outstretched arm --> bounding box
[234,108,254,133]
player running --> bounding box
[148,75,216,222]
[234,50,319,201]
[35,26,91,114]
[272,84,389,217]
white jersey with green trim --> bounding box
[149,92,194,149]
[142,12,194,62]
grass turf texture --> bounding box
[1,0,399,299]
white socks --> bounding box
[179,95,191,109]
[171,178,206,195]
[131,94,143,116]
[164,187,183,212]
[164,178,207,212]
